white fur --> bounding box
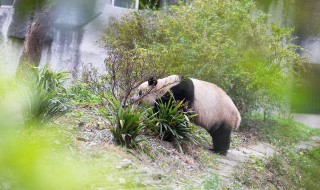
[190,78,241,131]
[137,75,180,105]
[138,75,241,130]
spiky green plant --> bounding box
[147,96,197,153]
[103,94,145,148]
[22,65,70,127]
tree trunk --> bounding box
[19,11,51,67]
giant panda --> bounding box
[134,75,241,155]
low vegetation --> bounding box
[234,142,320,189]
[234,118,320,189]
[0,0,318,189]
[266,147,320,189]
[103,0,305,118]
[20,65,70,127]
[145,97,197,152]
[102,94,145,148]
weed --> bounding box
[145,96,197,153]
[203,174,222,190]
[267,147,320,189]
[21,65,70,127]
[104,0,305,117]
[265,119,320,145]
[102,94,145,148]
[70,82,101,106]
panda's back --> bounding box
[190,78,240,130]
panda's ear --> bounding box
[148,77,158,86]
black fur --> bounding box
[148,77,158,86]
[154,77,194,112]
[152,76,234,155]
[208,122,232,156]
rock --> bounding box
[161,141,175,150]
[214,158,238,178]
[249,143,275,156]
[134,167,151,174]
[117,158,133,169]
[8,0,40,39]
[214,143,276,181]
[296,136,320,151]
[118,178,126,184]
[227,149,250,162]
[76,132,94,142]
[310,136,320,141]
[297,141,319,151]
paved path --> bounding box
[213,143,275,179]
[214,136,320,183]
[293,113,320,128]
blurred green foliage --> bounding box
[0,71,156,189]
[139,0,160,9]
[20,65,70,127]
[0,65,70,128]
[104,0,305,118]
[13,0,50,13]
[0,126,151,190]
[291,64,320,114]
[70,82,101,106]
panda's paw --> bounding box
[209,148,228,156]
[216,151,228,156]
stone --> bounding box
[249,143,275,156]
[117,158,133,169]
[310,136,320,141]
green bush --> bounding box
[0,125,148,190]
[104,0,305,117]
[102,13,166,107]
[146,96,197,152]
[139,0,160,9]
[70,82,101,106]
[242,116,320,146]
[103,94,145,148]
[21,65,70,127]
[267,147,320,189]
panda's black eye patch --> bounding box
[138,90,142,96]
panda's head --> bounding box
[133,75,181,105]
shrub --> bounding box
[70,82,101,106]
[103,0,305,118]
[146,96,197,152]
[103,94,145,148]
[21,65,70,127]
[139,0,160,9]
[267,147,320,189]
[102,14,166,107]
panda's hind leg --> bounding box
[209,122,232,156]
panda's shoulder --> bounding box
[189,78,216,87]
[190,78,226,93]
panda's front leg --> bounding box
[209,123,232,156]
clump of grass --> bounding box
[266,147,320,189]
[0,125,149,190]
[238,116,320,189]
[146,96,197,153]
[103,94,145,148]
[69,82,101,106]
[242,116,320,146]
[21,65,70,127]
[203,175,222,190]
